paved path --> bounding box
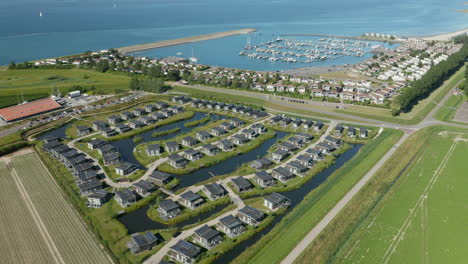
[280,132,409,264]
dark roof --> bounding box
[231,177,252,189]
[88,190,109,200]
[296,154,313,162]
[202,143,218,151]
[77,169,97,181]
[168,153,185,162]
[204,183,225,196]
[184,148,201,156]
[287,160,307,170]
[159,199,179,211]
[180,190,202,202]
[133,180,156,192]
[149,171,172,181]
[115,189,136,201]
[194,225,220,240]
[116,162,138,171]
[78,179,101,192]
[166,141,179,148]
[147,144,161,151]
[255,171,273,180]
[129,232,159,248]
[238,206,264,220]
[273,150,289,156]
[103,152,120,162]
[88,138,107,147]
[170,240,201,258]
[264,192,290,204]
[272,167,293,177]
[197,131,211,137]
[219,215,243,228]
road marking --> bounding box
[381,141,456,264]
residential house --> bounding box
[334,124,344,136]
[102,128,118,137]
[249,158,273,170]
[115,162,139,176]
[277,142,298,152]
[237,206,265,226]
[132,108,146,117]
[220,121,234,131]
[115,124,131,134]
[201,144,220,156]
[92,120,109,131]
[196,131,211,141]
[217,215,245,238]
[86,190,111,208]
[251,124,266,134]
[271,167,294,183]
[78,179,102,196]
[165,141,180,153]
[158,199,181,219]
[324,135,342,147]
[103,152,121,165]
[108,115,122,125]
[347,126,356,137]
[155,101,169,109]
[296,154,314,168]
[210,127,227,137]
[316,142,335,154]
[148,171,173,186]
[115,189,137,208]
[264,192,291,210]
[217,139,234,151]
[296,132,314,142]
[231,119,245,127]
[302,120,314,129]
[168,153,187,168]
[132,180,157,197]
[306,147,322,160]
[291,119,302,128]
[183,149,203,161]
[181,136,198,147]
[313,121,324,131]
[128,120,145,129]
[231,177,253,193]
[203,183,226,200]
[145,104,158,112]
[271,150,289,162]
[254,171,275,188]
[127,232,159,254]
[359,127,368,138]
[97,144,117,156]
[179,191,204,209]
[121,111,134,120]
[287,136,303,147]
[146,144,161,156]
[76,125,91,136]
[139,116,155,125]
[287,161,308,176]
[168,240,201,264]
[231,134,249,145]
[193,225,223,249]
[241,128,257,139]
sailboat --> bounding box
[189,48,198,63]
[39,11,43,17]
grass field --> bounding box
[434,94,467,122]
[333,126,468,264]
[231,128,403,264]
[0,152,111,264]
[0,69,130,108]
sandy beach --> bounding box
[408,27,468,41]
[117,28,256,54]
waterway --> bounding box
[213,143,363,264]
[1,0,466,69]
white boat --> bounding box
[176,52,183,56]
[39,11,43,17]
[189,48,198,63]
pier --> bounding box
[117,28,256,54]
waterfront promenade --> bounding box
[117,28,256,54]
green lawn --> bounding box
[332,126,468,264]
[232,128,403,264]
[0,69,130,108]
[433,94,467,122]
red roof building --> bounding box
[0,98,62,122]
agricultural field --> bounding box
[0,68,130,108]
[333,127,468,264]
[0,161,56,264]
[4,152,112,264]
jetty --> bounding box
[117,28,256,54]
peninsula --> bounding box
[117,28,256,54]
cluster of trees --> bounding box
[390,36,468,115]
[9,61,73,70]
[129,76,170,93]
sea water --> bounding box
[0,0,466,70]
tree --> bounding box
[8,61,16,69]
[129,76,141,91]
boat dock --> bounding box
[117,28,256,54]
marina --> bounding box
[239,36,377,64]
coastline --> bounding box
[117,28,256,54]
[407,27,468,41]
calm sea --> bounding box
[0,0,466,70]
